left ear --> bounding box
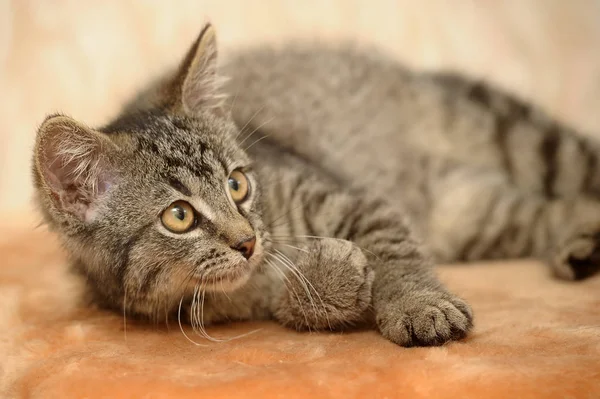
[33,114,118,223]
[176,24,227,114]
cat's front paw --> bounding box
[376,291,473,347]
[273,238,374,331]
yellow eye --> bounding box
[228,170,250,203]
[161,201,196,233]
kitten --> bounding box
[32,24,599,347]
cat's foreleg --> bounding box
[266,172,473,346]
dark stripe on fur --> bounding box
[116,223,153,288]
[466,82,493,108]
[138,264,163,295]
[581,140,599,195]
[523,203,545,256]
[540,126,560,198]
[465,81,536,181]
[479,196,521,259]
[168,177,192,196]
[457,194,502,261]
[334,203,366,240]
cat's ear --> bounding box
[33,114,118,223]
[174,23,226,114]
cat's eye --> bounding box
[161,201,196,233]
[228,170,250,203]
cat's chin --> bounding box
[204,272,252,292]
[190,253,264,293]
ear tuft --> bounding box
[33,115,116,222]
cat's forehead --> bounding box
[102,110,243,173]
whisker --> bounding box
[272,250,331,329]
[178,296,208,346]
[228,87,241,116]
[200,285,211,340]
[220,279,232,303]
[265,257,311,331]
[236,106,266,141]
[170,267,202,339]
[271,234,381,262]
[190,285,200,335]
[265,204,305,229]
[244,133,271,152]
[239,117,274,147]
[191,280,262,343]
[268,252,320,329]
[278,243,309,254]
[266,258,292,287]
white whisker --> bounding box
[235,105,265,141]
[228,87,241,116]
[278,243,309,253]
[244,133,271,152]
[189,281,262,343]
[238,117,274,147]
[269,252,321,329]
[220,278,232,303]
[271,234,380,261]
[272,250,331,329]
[178,296,207,346]
[265,257,311,330]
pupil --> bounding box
[173,206,185,221]
[229,177,239,191]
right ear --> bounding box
[33,115,118,223]
[167,23,227,115]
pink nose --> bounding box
[232,236,256,259]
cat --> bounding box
[32,24,600,347]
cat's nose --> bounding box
[231,236,256,259]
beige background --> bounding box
[2,0,600,215]
[2,3,600,396]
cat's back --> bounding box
[223,44,410,102]
[224,44,430,171]
[223,43,528,194]
[223,43,488,171]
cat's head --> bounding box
[32,25,268,317]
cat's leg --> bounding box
[265,166,473,346]
[428,164,600,280]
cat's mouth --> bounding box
[190,244,264,292]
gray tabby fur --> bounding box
[31,24,599,347]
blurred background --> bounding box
[2,0,600,224]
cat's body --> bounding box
[33,25,600,347]
[224,45,600,269]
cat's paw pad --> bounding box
[274,238,374,330]
[376,292,473,347]
[554,231,600,280]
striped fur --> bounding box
[32,25,600,348]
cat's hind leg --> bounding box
[428,163,600,280]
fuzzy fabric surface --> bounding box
[2,2,600,398]
[1,220,599,398]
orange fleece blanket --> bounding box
[1,222,598,398]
